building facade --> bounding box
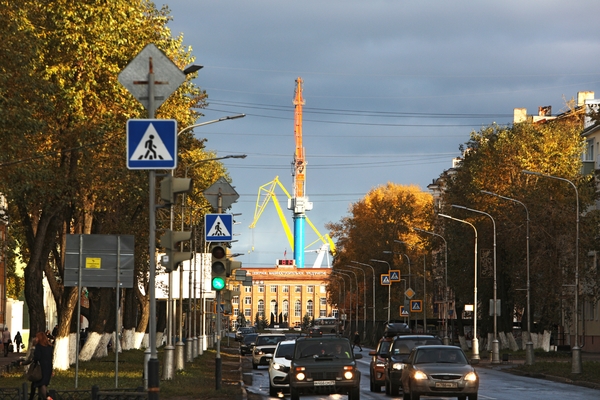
[228,260,335,329]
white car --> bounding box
[268,339,296,396]
[252,333,286,369]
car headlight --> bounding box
[465,372,478,382]
[392,362,405,370]
[413,370,427,380]
[256,350,264,355]
[343,371,354,379]
[272,362,283,370]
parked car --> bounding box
[235,326,257,341]
[268,339,296,396]
[383,335,443,395]
[252,334,287,369]
[240,333,258,356]
[401,345,478,400]
[288,336,362,400]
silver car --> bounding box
[268,339,296,396]
[400,345,478,400]
[252,334,286,369]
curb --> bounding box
[490,364,600,391]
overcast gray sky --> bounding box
[165,0,600,268]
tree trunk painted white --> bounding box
[521,331,531,350]
[93,332,111,359]
[53,336,71,371]
[141,333,149,349]
[134,331,146,349]
[155,332,164,349]
[499,332,508,349]
[542,330,551,352]
[69,333,77,366]
[486,333,493,351]
[122,328,135,351]
[79,332,102,362]
[507,332,519,351]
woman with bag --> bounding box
[24,332,53,400]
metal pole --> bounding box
[481,190,534,364]
[351,261,375,329]
[346,265,367,340]
[370,259,391,322]
[439,214,480,362]
[413,227,449,345]
[452,205,499,364]
[522,170,580,373]
[423,255,426,334]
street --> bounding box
[243,349,600,400]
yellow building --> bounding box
[229,260,336,328]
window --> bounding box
[283,300,289,315]
[306,300,314,317]
[320,297,327,307]
[294,285,302,293]
[245,286,252,293]
[258,300,265,317]
[233,308,239,317]
[320,310,327,317]
[283,285,290,293]
[244,297,252,305]
[258,285,265,293]
[232,296,239,305]
[233,284,241,292]
[244,309,252,317]
[270,300,278,318]
[294,300,302,317]
[320,285,327,293]
[270,285,277,293]
[584,138,594,161]
[307,285,314,293]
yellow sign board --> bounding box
[85,258,101,269]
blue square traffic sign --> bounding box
[127,119,177,169]
[205,214,233,242]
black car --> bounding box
[235,326,257,341]
[383,335,443,396]
[240,333,258,356]
[288,337,362,400]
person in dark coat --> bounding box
[14,331,22,353]
[32,331,53,399]
[352,331,362,351]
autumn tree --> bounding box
[327,183,434,331]
[439,115,600,338]
[0,1,216,369]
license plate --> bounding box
[435,382,457,388]
[314,380,335,386]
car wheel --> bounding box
[290,387,300,400]
[468,395,478,400]
[269,383,278,397]
[348,387,360,400]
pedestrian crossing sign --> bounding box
[127,119,177,169]
[400,306,409,316]
[410,300,423,312]
[205,214,233,242]
[381,274,391,285]
[389,270,400,282]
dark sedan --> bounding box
[240,333,258,356]
[400,345,479,400]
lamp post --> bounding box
[351,261,376,329]
[481,190,534,365]
[370,259,391,322]
[522,170,581,373]
[340,269,359,335]
[439,213,480,362]
[331,274,346,334]
[413,227,449,345]
[382,250,411,329]
[345,265,367,340]
[452,205,499,364]
[332,271,353,334]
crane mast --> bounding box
[289,77,312,268]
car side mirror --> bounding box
[354,353,363,359]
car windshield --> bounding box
[256,335,285,346]
[414,348,468,364]
[379,340,392,355]
[275,343,295,358]
[295,340,352,359]
[391,338,442,355]
[243,334,258,344]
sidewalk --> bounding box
[0,350,27,374]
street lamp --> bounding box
[346,265,367,340]
[351,261,376,330]
[370,259,391,322]
[522,170,581,373]
[439,213,480,362]
[344,269,360,336]
[481,190,534,365]
[452,205,499,364]
[332,271,353,333]
[331,274,346,333]
[413,227,449,345]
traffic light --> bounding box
[160,176,192,205]
[160,230,192,272]
[221,288,239,315]
[226,260,242,277]
[210,243,227,291]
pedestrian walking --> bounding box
[27,332,53,400]
[14,331,23,353]
[352,331,362,351]
[2,327,12,356]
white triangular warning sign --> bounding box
[130,123,173,161]
[411,301,421,311]
[207,215,231,237]
[390,271,399,280]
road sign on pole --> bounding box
[410,300,423,312]
[205,214,234,242]
[389,270,401,282]
[381,274,391,285]
[127,119,177,169]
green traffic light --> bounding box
[212,276,226,290]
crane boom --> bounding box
[292,77,306,199]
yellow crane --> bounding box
[249,176,336,265]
